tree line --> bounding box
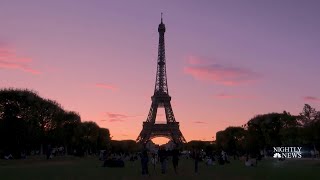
[0,88,111,158]
[2,88,319,159]
[215,104,320,157]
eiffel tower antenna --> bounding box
[161,12,163,23]
[137,15,186,146]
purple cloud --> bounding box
[184,56,261,86]
[303,96,320,102]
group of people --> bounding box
[140,148,180,175]
[100,147,308,175]
[46,145,65,160]
[310,149,320,159]
[100,151,139,167]
[139,148,235,175]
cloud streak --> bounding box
[194,121,207,124]
[303,96,320,102]
[106,112,142,122]
[0,47,41,75]
[184,56,260,86]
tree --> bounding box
[298,104,320,147]
[299,104,318,126]
[110,140,141,153]
[216,127,246,155]
[0,88,111,158]
[279,111,301,146]
[97,128,111,150]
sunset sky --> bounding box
[1,0,320,144]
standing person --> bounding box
[193,149,200,173]
[221,150,225,162]
[46,144,52,160]
[159,148,167,174]
[172,149,179,174]
[151,153,157,170]
[140,150,149,175]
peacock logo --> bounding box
[273,153,281,158]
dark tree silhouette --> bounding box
[0,88,110,158]
[216,105,320,157]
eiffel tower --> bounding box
[136,14,186,145]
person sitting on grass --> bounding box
[315,149,319,159]
[4,153,13,160]
[245,156,251,167]
[205,156,213,166]
[20,151,26,159]
[245,155,257,167]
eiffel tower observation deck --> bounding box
[136,14,186,145]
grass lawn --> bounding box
[0,156,319,180]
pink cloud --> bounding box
[303,96,320,102]
[106,112,129,119]
[0,47,41,75]
[184,56,260,86]
[214,93,255,99]
[194,121,207,124]
[95,83,118,91]
[106,112,142,122]
[109,119,125,122]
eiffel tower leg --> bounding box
[146,102,158,123]
[164,102,176,122]
[136,102,158,143]
[164,102,186,144]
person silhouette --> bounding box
[140,150,149,175]
[172,149,179,173]
[46,144,52,160]
[193,149,200,173]
[159,148,167,174]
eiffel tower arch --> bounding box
[136,14,186,146]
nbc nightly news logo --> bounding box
[273,147,302,159]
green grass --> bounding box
[0,156,319,180]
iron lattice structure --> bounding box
[136,14,186,145]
